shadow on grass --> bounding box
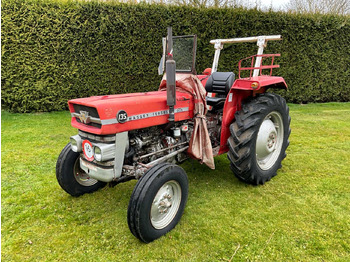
[182,155,251,189]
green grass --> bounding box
[2,103,350,261]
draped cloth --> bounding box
[159,74,215,169]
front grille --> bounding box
[72,104,101,128]
[73,104,99,118]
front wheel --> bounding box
[56,143,106,196]
[127,163,188,243]
[227,93,291,185]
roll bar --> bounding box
[210,35,282,77]
[210,35,282,44]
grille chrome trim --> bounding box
[72,112,102,124]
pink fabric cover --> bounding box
[159,74,215,169]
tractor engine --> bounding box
[126,121,192,166]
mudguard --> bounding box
[231,76,287,91]
[218,76,287,154]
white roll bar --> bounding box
[210,35,282,77]
[209,35,282,45]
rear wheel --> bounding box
[127,163,188,243]
[56,143,106,196]
[227,93,291,185]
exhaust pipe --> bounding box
[166,27,176,123]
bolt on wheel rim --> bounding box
[256,111,284,170]
[73,158,98,187]
[150,180,182,230]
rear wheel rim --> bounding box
[256,111,284,170]
[73,158,98,187]
[150,180,182,230]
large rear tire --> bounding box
[127,163,188,243]
[227,93,291,185]
[56,143,107,196]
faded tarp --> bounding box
[159,74,215,169]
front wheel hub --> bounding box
[158,194,173,214]
[73,158,98,187]
[150,181,181,229]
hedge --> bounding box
[1,0,350,112]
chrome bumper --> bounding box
[79,158,114,183]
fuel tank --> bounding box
[68,90,194,135]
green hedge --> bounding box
[2,0,350,112]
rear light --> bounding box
[251,82,259,89]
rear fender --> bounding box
[218,76,287,154]
[218,89,251,155]
[231,76,287,91]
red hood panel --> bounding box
[68,90,194,135]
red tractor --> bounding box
[56,28,290,243]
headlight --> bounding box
[93,143,115,162]
[70,135,82,152]
[94,146,102,161]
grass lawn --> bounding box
[2,102,350,261]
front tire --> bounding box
[227,93,291,185]
[127,163,188,243]
[56,143,106,196]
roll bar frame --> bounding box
[210,35,282,77]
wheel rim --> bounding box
[256,111,284,170]
[150,180,182,230]
[73,158,98,187]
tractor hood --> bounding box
[68,90,194,135]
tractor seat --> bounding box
[205,72,235,96]
[205,72,235,109]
